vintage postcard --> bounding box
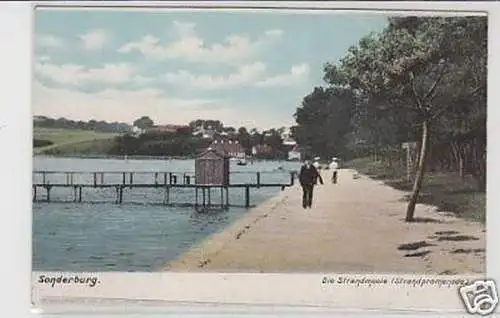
[31,1,494,315]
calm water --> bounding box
[32,157,301,272]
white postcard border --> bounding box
[0,1,498,317]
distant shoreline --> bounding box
[32,154,193,160]
[33,154,301,163]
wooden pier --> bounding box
[32,170,296,210]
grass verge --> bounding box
[34,128,118,155]
[345,157,485,224]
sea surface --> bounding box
[32,157,301,272]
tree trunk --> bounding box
[459,155,464,179]
[405,120,430,222]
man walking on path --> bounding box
[299,160,323,209]
[329,157,339,184]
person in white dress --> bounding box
[329,157,339,184]
[312,157,321,184]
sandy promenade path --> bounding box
[165,169,485,274]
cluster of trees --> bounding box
[112,118,290,158]
[34,116,132,134]
[292,16,486,221]
[109,131,211,157]
[34,114,292,158]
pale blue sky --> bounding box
[33,9,389,130]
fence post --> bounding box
[245,185,250,208]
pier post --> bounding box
[163,187,167,205]
[256,172,261,188]
[225,187,229,209]
[290,171,295,186]
[220,186,224,208]
[42,172,46,185]
[93,173,97,187]
[46,186,51,202]
[164,172,167,185]
[122,172,126,185]
[66,173,70,185]
[70,173,74,185]
[202,187,206,208]
[186,176,191,184]
[78,186,82,203]
[195,186,199,208]
[33,186,37,202]
[245,185,250,208]
[154,172,158,185]
[208,187,211,206]
[166,186,170,205]
[129,173,133,188]
[100,173,104,185]
[183,173,186,184]
[169,172,173,184]
[115,186,124,204]
[73,186,77,202]
[173,175,177,185]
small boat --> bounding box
[236,158,247,166]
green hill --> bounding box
[34,128,118,155]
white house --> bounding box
[132,125,145,136]
[282,137,297,146]
[192,126,216,139]
[288,145,301,161]
[281,128,297,146]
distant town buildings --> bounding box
[131,126,144,136]
[209,139,246,159]
[192,125,216,139]
[281,128,297,146]
[288,145,301,161]
[146,124,189,134]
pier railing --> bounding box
[32,170,297,209]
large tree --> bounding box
[323,16,486,221]
[293,86,356,160]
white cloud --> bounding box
[162,62,267,89]
[36,34,64,49]
[118,20,283,64]
[138,62,310,90]
[35,61,135,86]
[79,29,108,51]
[256,63,311,87]
[32,80,266,127]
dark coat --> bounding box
[299,164,323,186]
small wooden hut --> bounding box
[195,148,230,186]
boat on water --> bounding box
[236,158,247,166]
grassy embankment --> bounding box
[33,128,118,155]
[345,157,486,224]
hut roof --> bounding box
[196,147,228,159]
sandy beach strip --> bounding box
[165,169,485,274]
